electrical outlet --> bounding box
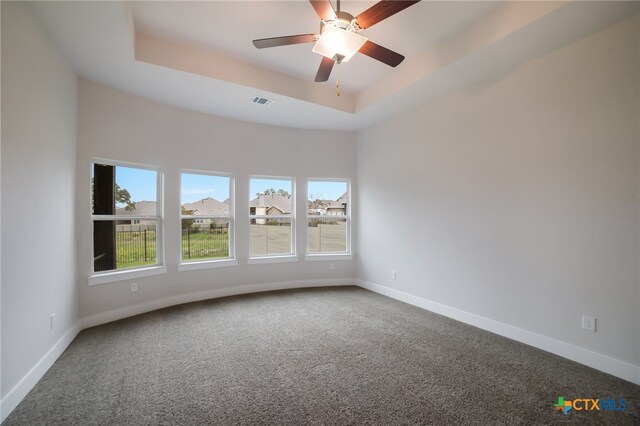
[391,271,397,280]
[329,263,334,270]
[50,313,55,330]
[131,282,138,293]
[582,315,596,332]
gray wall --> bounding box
[1,2,78,397]
[77,80,357,318]
[357,16,639,367]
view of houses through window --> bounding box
[249,177,294,257]
[181,173,232,262]
[91,163,351,276]
[307,180,349,253]
[91,162,160,272]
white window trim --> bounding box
[89,159,165,283]
[179,170,235,266]
[247,255,298,265]
[248,175,296,259]
[92,214,159,221]
[306,178,351,256]
[88,266,167,286]
[305,254,352,261]
[249,215,291,220]
[178,259,238,271]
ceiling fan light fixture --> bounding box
[312,26,367,63]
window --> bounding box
[249,177,294,257]
[180,172,233,263]
[307,180,350,254]
[91,161,162,274]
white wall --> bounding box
[2,5,636,419]
[357,15,639,375]
[77,80,357,319]
[1,0,78,401]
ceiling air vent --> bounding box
[252,96,274,106]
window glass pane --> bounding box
[308,218,348,253]
[249,178,292,217]
[307,181,348,216]
[92,163,157,215]
[181,218,230,261]
[181,174,230,216]
[93,220,157,272]
[250,218,292,256]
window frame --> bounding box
[178,169,237,271]
[88,158,166,285]
[305,178,352,260]
[247,175,297,263]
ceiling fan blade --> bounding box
[355,0,421,29]
[253,34,317,49]
[358,40,404,67]
[309,0,336,21]
[314,56,335,82]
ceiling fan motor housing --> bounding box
[322,11,360,34]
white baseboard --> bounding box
[1,278,354,422]
[81,278,355,329]
[1,322,82,423]
[357,279,640,386]
[9,278,634,424]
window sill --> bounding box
[247,255,298,265]
[305,254,352,261]
[88,266,167,286]
[178,259,238,271]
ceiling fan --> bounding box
[252,0,421,82]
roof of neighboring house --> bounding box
[115,200,157,216]
[266,206,286,215]
[326,192,348,210]
[250,194,291,214]
[307,199,333,207]
[182,197,229,216]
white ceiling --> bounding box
[129,1,499,93]
[28,1,639,131]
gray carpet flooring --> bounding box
[4,286,639,425]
